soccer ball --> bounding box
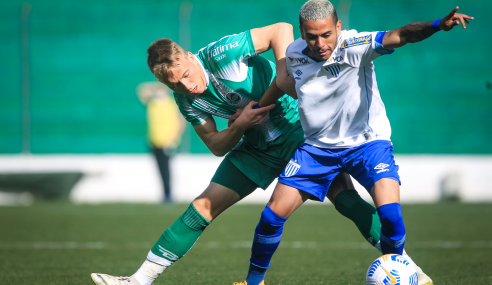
[366,254,418,285]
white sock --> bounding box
[374,241,382,253]
[401,249,420,271]
[132,251,173,285]
[374,243,412,259]
[375,241,419,271]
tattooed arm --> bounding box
[382,6,474,50]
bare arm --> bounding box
[195,101,274,156]
[276,58,297,99]
[383,6,474,50]
[193,117,246,157]
[251,23,296,99]
[257,76,287,107]
[250,22,293,61]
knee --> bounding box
[257,205,288,236]
[377,203,405,238]
[192,197,213,221]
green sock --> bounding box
[150,203,211,262]
[334,189,381,246]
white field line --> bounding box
[1,241,492,250]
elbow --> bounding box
[276,22,293,34]
[277,75,297,98]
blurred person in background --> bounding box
[136,82,185,203]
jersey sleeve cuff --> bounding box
[374,31,395,55]
[245,30,258,57]
[191,115,211,126]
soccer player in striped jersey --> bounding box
[240,1,473,285]
[91,21,427,285]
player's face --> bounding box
[300,17,342,61]
[163,52,207,95]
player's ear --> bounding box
[299,24,305,39]
[186,51,194,61]
[337,20,342,33]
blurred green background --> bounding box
[1,0,490,154]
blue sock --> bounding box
[245,264,266,285]
[246,204,287,285]
[377,203,406,255]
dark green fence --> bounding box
[1,0,490,154]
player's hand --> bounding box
[229,101,275,130]
[439,7,474,31]
[228,108,243,128]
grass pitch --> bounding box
[1,202,492,284]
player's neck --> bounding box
[192,56,208,94]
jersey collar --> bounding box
[299,34,344,66]
[322,34,343,66]
[194,54,210,89]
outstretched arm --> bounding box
[383,6,474,50]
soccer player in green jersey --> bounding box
[91,23,417,285]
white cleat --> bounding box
[91,273,141,285]
[416,266,434,285]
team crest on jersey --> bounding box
[340,34,372,50]
[325,64,340,78]
[283,160,301,177]
[288,57,309,64]
[225,92,243,106]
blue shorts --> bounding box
[278,140,400,201]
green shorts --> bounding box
[211,121,305,198]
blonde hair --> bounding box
[147,39,187,83]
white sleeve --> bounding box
[342,31,394,67]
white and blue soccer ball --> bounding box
[366,254,418,285]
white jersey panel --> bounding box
[200,33,253,83]
[215,58,250,82]
[286,29,394,148]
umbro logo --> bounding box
[295,69,303,76]
[374,163,390,174]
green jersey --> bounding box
[174,30,304,189]
[174,30,299,148]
